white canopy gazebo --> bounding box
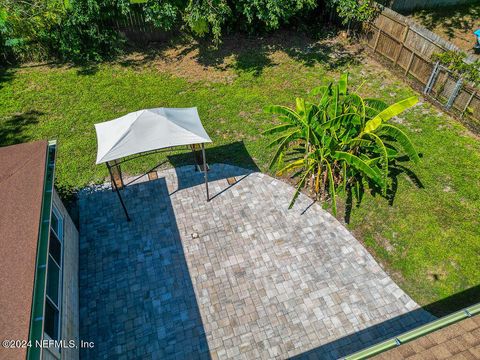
[95,107,212,221]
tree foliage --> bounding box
[184,0,317,42]
[263,73,420,215]
[432,50,480,86]
[50,0,127,63]
[328,0,378,32]
[0,0,378,64]
[0,0,67,62]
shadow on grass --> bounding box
[343,161,424,224]
[115,29,361,77]
[76,64,100,76]
[0,67,14,90]
[52,27,362,78]
[0,110,43,147]
[423,284,480,317]
[404,1,480,43]
[188,30,359,76]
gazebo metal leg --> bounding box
[106,163,131,222]
[201,143,209,201]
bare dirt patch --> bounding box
[116,30,362,83]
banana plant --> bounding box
[263,73,420,216]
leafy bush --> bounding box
[0,0,66,63]
[142,0,184,30]
[432,50,480,86]
[263,73,420,215]
[0,0,378,63]
[328,0,378,32]
[184,0,317,42]
[51,0,126,63]
[184,0,230,41]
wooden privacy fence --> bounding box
[101,4,171,43]
[364,8,480,124]
[389,0,473,12]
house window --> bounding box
[44,206,63,341]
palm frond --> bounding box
[262,123,296,135]
[288,164,315,209]
[326,161,337,216]
[364,96,418,133]
[334,151,383,186]
[366,132,388,195]
[268,131,299,168]
[376,123,420,163]
[264,105,305,126]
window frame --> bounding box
[44,204,64,351]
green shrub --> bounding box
[184,0,318,42]
[51,0,126,63]
[0,0,66,63]
[328,0,378,33]
[432,50,480,86]
[0,0,378,64]
[263,73,420,215]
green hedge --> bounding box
[0,0,377,64]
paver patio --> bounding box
[79,163,434,359]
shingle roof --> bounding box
[0,140,48,360]
[373,314,480,359]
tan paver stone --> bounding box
[79,164,434,359]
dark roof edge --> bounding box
[343,302,480,359]
[26,140,57,360]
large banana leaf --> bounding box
[310,85,328,96]
[339,73,348,95]
[326,162,337,215]
[364,96,418,133]
[366,132,389,194]
[262,123,296,135]
[334,151,384,186]
[288,164,316,209]
[263,73,422,217]
[364,98,388,110]
[268,131,300,168]
[267,130,299,148]
[317,112,358,132]
[376,123,420,163]
[344,93,366,125]
[364,98,388,118]
[296,97,306,116]
[277,158,305,176]
[347,138,373,147]
[264,105,305,126]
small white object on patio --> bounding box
[94,107,212,164]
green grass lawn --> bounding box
[1,32,479,314]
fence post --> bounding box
[405,51,415,76]
[373,28,381,53]
[446,77,463,109]
[460,91,476,118]
[424,61,439,95]
[394,25,409,66]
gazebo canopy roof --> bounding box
[95,107,212,164]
